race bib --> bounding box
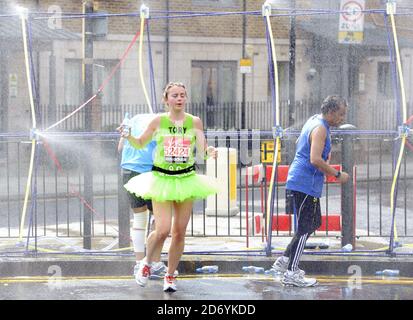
[164,136,191,163]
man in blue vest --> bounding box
[272,95,350,287]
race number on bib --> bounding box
[164,136,190,163]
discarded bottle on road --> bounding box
[264,269,280,275]
[341,244,353,252]
[242,266,265,274]
[122,112,131,136]
[375,269,399,276]
[196,265,219,274]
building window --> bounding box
[377,62,392,97]
[93,60,120,106]
[64,59,82,106]
[191,61,237,129]
[191,61,236,104]
[64,59,119,106]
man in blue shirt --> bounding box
[272,95,350,287]
[119,113,167,282]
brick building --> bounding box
[0,0,412,133]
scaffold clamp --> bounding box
[398,124,410,138]
[386,0,397,15]
[272,125,283,139]
[16,6,29,19]
[140,3,150,19]
[262,1,272,16]
[29,128,39,141]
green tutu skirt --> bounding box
[124,171,220,202]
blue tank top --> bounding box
[286,114,331,198]
[121,113,156,173]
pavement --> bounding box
[1,234,413,279]
[3,274,413,300]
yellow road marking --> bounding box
[1,274,413,286]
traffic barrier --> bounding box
[206,147,239,216]
[246,164,344,235]
[250,213,341,234]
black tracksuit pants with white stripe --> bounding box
[283,189,322,272]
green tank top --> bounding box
[153,113,196,173]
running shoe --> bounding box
[133,261,141,276]
[148,262,179,279]
[135,261,151,287]
[151,261,167,276]
[281,270,317,287]
[163,274,177,292]
[271,256,305,276]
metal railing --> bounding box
[38,100,322,132]
[38,99,413,133]
[368,100,413,131]
[1,131,412,253]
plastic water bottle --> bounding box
[122,112,131,136]
[264,269,280,275]
[341,244,353,252]
[242,266,265,274]
[196,265,219,274]
[375,269,399,276]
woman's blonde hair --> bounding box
[162,82,187,100]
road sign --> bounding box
[261,140,281,164]
[240,58,252,74]
[338,0,365,44]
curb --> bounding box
[1,255,412,278]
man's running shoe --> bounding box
[281,270,317,287]
[163,274,177,292]
[151,261,167,276]
[149,261,168,279]
[136,261,178,280]
[271,256,305,276]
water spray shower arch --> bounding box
[4,1,413,258]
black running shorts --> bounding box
[286,189,321,235]
[122,169,153,211]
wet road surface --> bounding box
[1,274,413,300]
